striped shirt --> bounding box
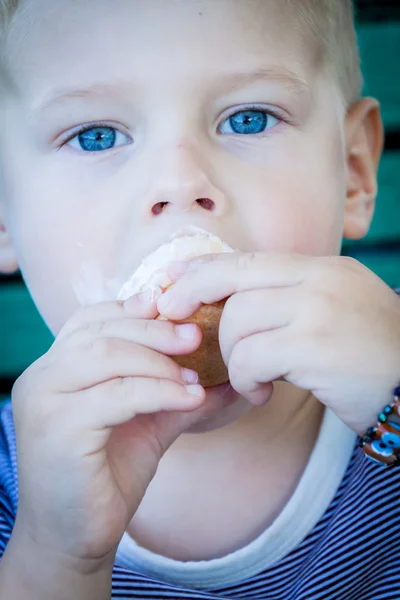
[1,399,400,599]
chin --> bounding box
[184,383,252,434]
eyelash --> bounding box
[59,105,289,152]
[60,121,122,147]
[224,104,289,131]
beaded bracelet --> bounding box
[359,386,400,467]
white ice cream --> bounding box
[118,225,235,301]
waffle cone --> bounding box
[157,299,229,388]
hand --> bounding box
[11,290,228,569]
[157,252,400,435]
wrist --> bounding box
[359,384,400,467]
[0,521,115,600]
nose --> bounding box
[142,143,229,217]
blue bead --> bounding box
[378,413,388,423]
[384,405,392,414]
[371,440,394,457]
[382,432,400,448]
[394,386,400,397]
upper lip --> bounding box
[168,224,217,239]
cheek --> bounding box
[2,155,120,335]
[238,135,346,256]
[1,124,145,336]
[12,213,94,336]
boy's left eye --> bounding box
[66,126,131,152]
[219,109,280,135]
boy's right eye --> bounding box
[65,125,132,152]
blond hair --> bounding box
[284,0,363,106]
[0,0,363,108]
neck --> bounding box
[128,384,325,561]
[170,382,321,463]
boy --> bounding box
[0,0,399,598]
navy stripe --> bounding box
[0,407,399,599]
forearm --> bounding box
[0,525,114,600]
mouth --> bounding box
[118,225,235,301]
[168,224,217,240]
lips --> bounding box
[117,225,236,301]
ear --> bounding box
[343,97,384,240]
[0,205,19,274]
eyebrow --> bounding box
[32,66,310,114]
[31,83,123,114]
[213,67,310,96]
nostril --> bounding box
[152,198,215,215]
[152,202,168,215]
[196,198,215,211]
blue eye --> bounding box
[67,126,131,152]
[220,109,279,135]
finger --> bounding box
[72,376,206,430]
[228,329,294,405]
[219,288,296,365]
[61,317,202,358]
[42,337,200,393]
[157,252,307,320]
[57,287,163,342]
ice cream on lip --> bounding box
[118,225,236,388]
[117,225,236,301]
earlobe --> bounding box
[343,98,384,241]
[0,221,19,274]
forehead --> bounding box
[7,0,316,103]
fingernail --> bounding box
[176,323,197,340]
[181,368,199,384]
[137,286,162,303]
[157,291,173,312]
[185,384,204,398]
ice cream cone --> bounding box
[118,226,235,387]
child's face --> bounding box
[1,0,350,334]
